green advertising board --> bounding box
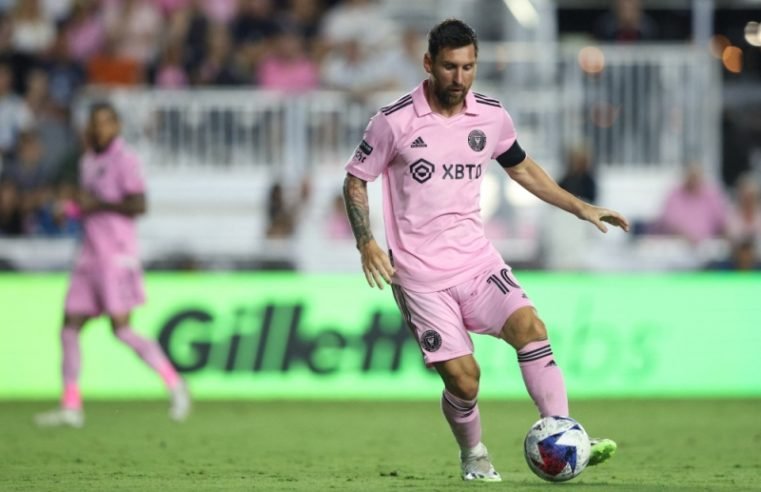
[1,273,759,399]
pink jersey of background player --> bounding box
[78,136,144,266]
[35,102,189,429]
[345,82,515,292]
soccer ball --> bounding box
[523,416,591,482]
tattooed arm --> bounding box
[343,173,395,289]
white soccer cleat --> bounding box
[169,381,191,422]
[34,408,85,428]
[460,443,502,482]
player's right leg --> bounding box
[435,356,501,482]
[390,285,501,482]
[35,313,89,428]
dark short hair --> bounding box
[89,101,120,122]
[428,19,478,61]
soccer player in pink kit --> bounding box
[343,20,628,481]
[35,103,190,428]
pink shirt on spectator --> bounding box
[78,138,145,265]
[201,0,238,23]
[257,56,319,92]
[156,66,188,88]
[66,16,105,62]
[658,183,728,243]
[345,82,518,292]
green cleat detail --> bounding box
[588,438,617,466]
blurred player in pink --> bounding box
[35,103,190,428]
[343,19,628,481]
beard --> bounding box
[432,81,468,108]
[90,134,116,154]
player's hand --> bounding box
[578,204,630,233]
[358,240,395,290]
[78,191,101,214]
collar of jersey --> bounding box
[413,81,481,117]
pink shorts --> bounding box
[391,259,534,366]
[64,259,146,317]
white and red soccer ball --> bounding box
[524,416,591,482]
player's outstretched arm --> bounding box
[343,173,395,289]
[505,156,629,233]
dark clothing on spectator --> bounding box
[231,15,279,46]
[560,172,597,204]
[594,12,658,42]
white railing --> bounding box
[77,43,720,177]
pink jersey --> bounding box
[345,81,524,292]
[78,137,145,265]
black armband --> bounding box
[496,140,527,168]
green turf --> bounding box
[1,400,760,491]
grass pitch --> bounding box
[1,400,760,491]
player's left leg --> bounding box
[110,313,190,421]
[499,307,568,418]
[500,308,615,466]
[460,262,615,466]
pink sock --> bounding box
[114,327,180,389]
[518,341,569,417]
[441,389,482,451]
[61,327,82,410]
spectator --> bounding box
[44,30,86,109]
[4,130,48,191]
[169,0,209,75]
[730,239,761,271]
[256,28,318,92]
[0,62,33,157]
[41,0,74,23]
[0,13,38,94]
[63,0,105,63]
[230,0,280,78]
[325,191,351,240]
[0,178,23,235]
[654,164,728,244]
[265,179,310,239]
[320,0,397,51]
[86,38,143,86]
[558,146,597,204]
[31,180,81,236]
[102,0,162,65]
[594,0,657,43]
[11,0,56,55]
[193,23,244,86]
[232,0,279,45]
[24,68,77,177]
[321,39,395,99]
[376,27,426,91]
[155,42,189,88]
[200,0,238,25]
[727,175,761,251]
[281,0,323,43]
[266,182,294,238]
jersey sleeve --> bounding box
[120,152,146,195]
[344,112,396,182]
[491,109,527,168]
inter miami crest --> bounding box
[468,130,486,152]
[420,330,442,352]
